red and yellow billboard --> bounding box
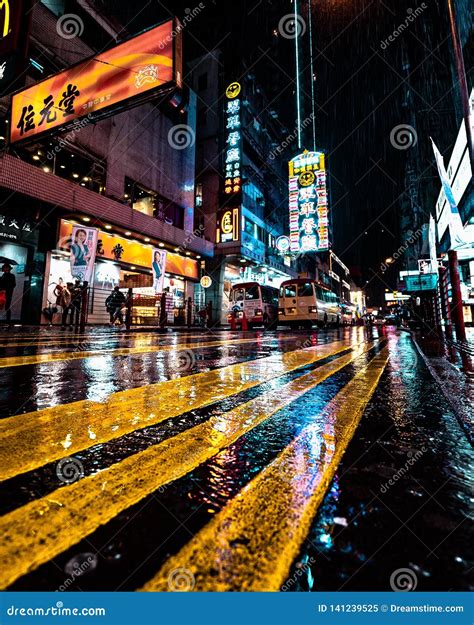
[10,19,182,143]
[59,220,198,280]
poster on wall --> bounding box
[70,225,98,282]
[152,248,167,293]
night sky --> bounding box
[104,0,467,295]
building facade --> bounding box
[0,1,212,325]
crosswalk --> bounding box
[0,328,388,591]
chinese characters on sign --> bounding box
[10,19,180,143]
[16,83,80,136]
[0,213,35,242]
[224,82,242,196]
[216,208,239,244]
[288,151,329,253]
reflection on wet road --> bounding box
[0,327,471,591]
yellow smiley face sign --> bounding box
[299,171,315,187]
[226,82,241,99]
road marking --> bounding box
[0,332,233,349]
[140,349,389,592]
[0,340,379,589]
[0,335,300,368]
[0,340,358,480]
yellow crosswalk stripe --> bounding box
[140,349,389,592]
[0,336,276,368]
[0,339,378,590]
[0,332,227,349]
[0,340,358,480]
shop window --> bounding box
[19,144,106,194]
[125,178,185,229]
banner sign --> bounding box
[10,19,182,143]
[223,81,242,197]
[70,225,98,283]
[152,249,167,293]
[289,150,329,253]
[431,138,468,250]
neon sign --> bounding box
[223,82,242,196]
[288,150,329,252]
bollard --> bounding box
[79,281,89,332]
[241,313,248,331]
[186,297,192,327]
[160,292,167,328]
[230,312,237,331]
[125,288,133,330]
[206,300,213,328]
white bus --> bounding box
[228,282,279,328]
[278,279,341,328]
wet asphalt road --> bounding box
[0,325,471,592]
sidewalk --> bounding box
[410,328,474,444]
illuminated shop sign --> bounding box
[223,81,242,196]
[288,150,329,253]
[216,208,239,244]
[10,19,182,143]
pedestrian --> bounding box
[71,280,82,327]
[0,264,16,326]
[105,286,126,327]
[60,282,73,328]
[53,277,64,306]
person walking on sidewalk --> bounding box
[106,286,126,327]
[60,283,73,328]
[0,264,16,326]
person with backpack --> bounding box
[106,286,126,327]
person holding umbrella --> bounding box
[0,263,16,326]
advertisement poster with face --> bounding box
[70,226,98,283]
[152,249,167,293]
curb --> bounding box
[410,333,473,446]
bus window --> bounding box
[298,282,314,297]
[284,284,297,298]
[245,285,260,300]
[316,287,326,301]
[234,288,245,302]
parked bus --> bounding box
[278,279,340,327]
[228,282,279,328]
